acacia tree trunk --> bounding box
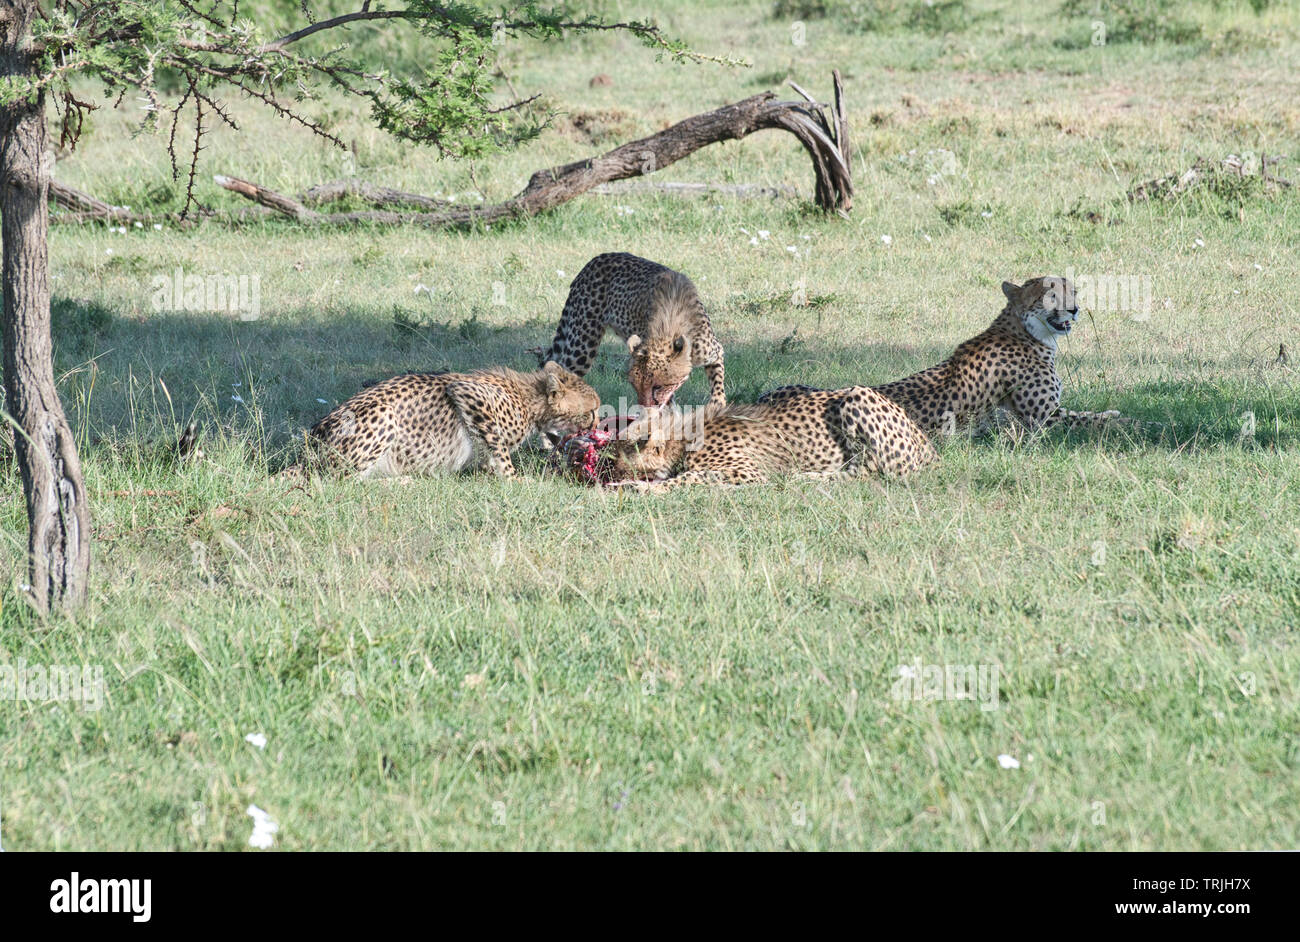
[1,0,91,612]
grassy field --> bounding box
[2,0,1298,850]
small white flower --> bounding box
[1253,263,1263,270]
[413,284,430,295]
[749,237,759,246]
[153,223,163,231]
[105,248,113,255]
[244,732,267,750]
[786,245,798,254]
[997,754,1020,769]
[739,226,750,235]
[246,804,279,849]
[758,230,770,240]
[922,233,932,242]
[1194,238,1205,248]
[231,394,244,404]
[800,234,811,241]
[316,398,328,404]
[556,270,565,278]
[980,211,993,218]
[134,221,143,228]
[881,235,892,245]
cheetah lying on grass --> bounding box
[604,386,936,490]
[762,277,1129,437]
[540,252,726,407]
[309,362,599,478]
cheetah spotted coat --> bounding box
[762,277,1123,436]
[609,386,936,489]
[309,363,600,478]
[541,252,726,407]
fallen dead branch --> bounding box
[590,180,798,200]
[298,179,453,211]
[51,72,852,228]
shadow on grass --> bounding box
[40,298,1300,473]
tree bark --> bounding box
[2,0,91,612]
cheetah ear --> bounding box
[626,334,641,354]
[1001,281,1020,301]
[545,371,562,396]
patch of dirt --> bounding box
[555,108,640,146]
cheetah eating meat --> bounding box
[603,386,937,490]
[308,362,600,478]
[539,252,726,407]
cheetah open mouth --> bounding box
[540,410,598,449]
[644,380,685,408]
[1046,313,1074,334]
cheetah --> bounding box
[606,386,936,490]
[540,252,726,408]
[308,362,600,478]
[762,277,1125,436]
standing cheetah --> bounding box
[540,252,726,408]
[762,277,1126,436]
[309,362,600,478]
[607,386,936,490]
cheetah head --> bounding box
[626,270,699,407]
[1003,277,1080,346]
[606,409,686,481]
[626,333,692,408]
[537,361,600,444]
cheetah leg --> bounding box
[831,391,938,477]
[460,421,517,478]
[484,442,517,477]
[542,319,605,378]
[1007,382,1062,433]
[445,380,522,477]
[703,361,727,407]
[797,465,872,481]
[662,469,760,487]
[357,449,404,479]
[610,468,763,490]
[1042,408,1135,431]
[457,425,516,477]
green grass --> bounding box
[2,0,1298,850]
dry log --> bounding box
[213,75,852,226]
[1127,154,1293,202]
[299,179,453,211]
[590,180,798,200]
[52,72,854,227]
[212,175,318,221]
